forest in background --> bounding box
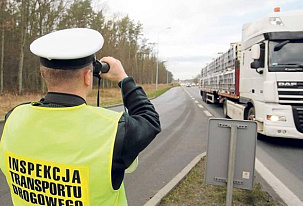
[0,0,173,95]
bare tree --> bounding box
[0,0,171,93]
[17,0,30,95]
[0,0,5,95]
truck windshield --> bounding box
[269,40,303,72]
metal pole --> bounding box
[156,33,159,91]
[166,70,168,87]
[156,27,171,91]
[226,124,237,206]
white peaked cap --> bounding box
[30,28,104,69]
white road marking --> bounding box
[143,153,206,206]
[194,100,199,104]
[198,104,204,109]
[182,87,192,96]
[203,110,212,117]
[255,158,303,206]
[182,86,302,205]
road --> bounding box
[0,86,209,206]
[112,86,209,206]
[1,86,303,205]
[185,86,303,205]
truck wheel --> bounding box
[247,107,255,120]
[223,100,228,118]
[206,96,210,104]
[202,92,206,102]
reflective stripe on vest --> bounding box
[0,103,127,206]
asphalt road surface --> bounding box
[1,86,303,205]
[185,86,303,204]
[112,86,209,206]
[0,86,209,206]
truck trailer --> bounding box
[200,8,303,139]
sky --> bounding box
[93,0,303,80]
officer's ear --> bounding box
[83,67,92,86]
[40,66,45,79]
[40,66,50,83]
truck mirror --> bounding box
[251,60,260,69]
[251,44,260,59]
[251,60,263,74]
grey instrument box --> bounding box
[205,118,257,189]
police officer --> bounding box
[0,28,161,206]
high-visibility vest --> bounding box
[0,103,127,206]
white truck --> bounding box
[200,8,303,139]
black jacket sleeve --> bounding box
[111,77,161,189]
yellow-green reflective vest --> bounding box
[0,103,127,206]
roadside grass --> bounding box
[0,83,175,119]
[159,157,284,206]
[0,84,286,205]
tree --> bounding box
[0,0,170,93]
[58,0,94,29]
[0,0,6,95]
[31,0,65,92]
[17,0,30,95]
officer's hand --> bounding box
[100,57,128,82]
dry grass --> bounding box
[0,84,169,119]
[160,157,284,206]
[0,93,44,119]
[1,84,284,206]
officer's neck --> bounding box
[47,88,88,101]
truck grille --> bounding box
[292,107,303,133]
[277,81,303,104]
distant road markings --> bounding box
[183,87,302,204]
[203,110,212,117]
[183,87,212,117]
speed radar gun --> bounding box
[30,28,111,107]
[93,59,110,107]
[205,118,257,206]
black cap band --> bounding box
[40,54,95,70]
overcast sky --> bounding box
[95,0,303,80]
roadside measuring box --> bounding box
[205,118,257,206]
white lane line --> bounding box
[182,87,211,117]
[204,110,212,117]
[182,86,302,205]
[198,104,204,109]
[255,158,303,206]
[182,87,192,96]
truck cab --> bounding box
[240,9,303,138]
